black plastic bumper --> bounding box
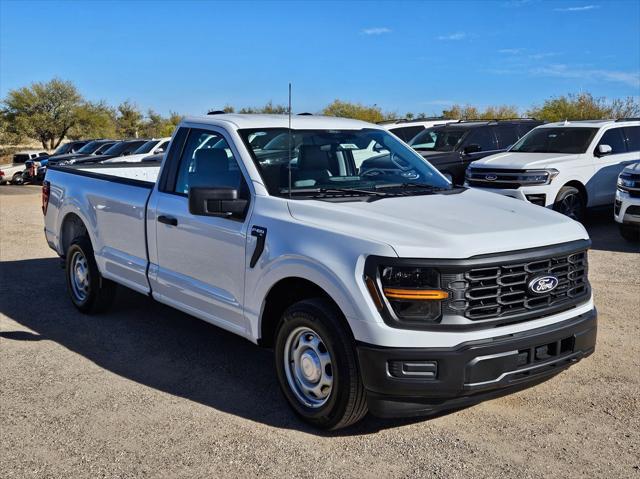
[357,308,597,418]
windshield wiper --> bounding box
[375,182,447,191]
[281,187,388,198]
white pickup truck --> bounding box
[43,114,597,429]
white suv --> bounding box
[615,162,640,241]
[465,119,640,220]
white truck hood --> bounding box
[288,188,588,258]
[472,152,581,169]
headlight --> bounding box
[617,174,635,190]
[365,264,448,327]
[518,169,559,185]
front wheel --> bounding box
[65,236,116,313]
[553,186,585,221]
[275,298,368,429]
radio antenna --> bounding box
[287,82,292,199]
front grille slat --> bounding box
[446,250,589,323]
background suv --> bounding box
[466,119,640,220]
[403,118,542,184]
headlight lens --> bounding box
[618,174,635,190]
[371,266,448,323]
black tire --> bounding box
[553,186,585,221]
[619,224,640,242]
[11,173,24,185]
[65,236,116,314]
[275,298,368,430]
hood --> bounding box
[287,189,588,258]
[472,151,581,169]
[623,161,640,174]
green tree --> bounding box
[441,104,520,120]
[526,93,639,121]
[2,78,82,149]
[239,100,289,114]
[69,101,117,139]
[321,99,393,123]
[116,101,143,138]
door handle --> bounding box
[158,215,178,226]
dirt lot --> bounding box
[1,185,638,478]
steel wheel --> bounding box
[69,250,90,302]
[283,326,334,408]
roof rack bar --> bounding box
[376,116,452,125]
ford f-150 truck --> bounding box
[43,114,597,429]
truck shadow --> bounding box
[0,257,428,436]
[583,208,639,253]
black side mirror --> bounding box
[463,144,482,155]
[188,187,248,218]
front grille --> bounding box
[466,169,526,189]
[444,250,589,322]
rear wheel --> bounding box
[65,236,116,313]
[275,298,367,430]
[619,224,640,242]
[553,186,585,221]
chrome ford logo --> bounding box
[485,174,498,181]
[528,275,559,295]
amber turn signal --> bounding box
[382,288,449,300]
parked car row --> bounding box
[0,137,170,186]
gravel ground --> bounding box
[1,185,639,479]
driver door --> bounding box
[149,127,252,335]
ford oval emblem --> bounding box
[528,275,559,295]
[485,174,498,181]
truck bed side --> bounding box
[44,164,159,295]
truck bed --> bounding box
[45,163,161,294]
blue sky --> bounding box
[1,0,639,116]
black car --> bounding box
[70,139,149,165]
[46,139,117,165]
[361,119,542,185]
[51,140,90,156]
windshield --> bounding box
[134,140,159,154]
[239,128,450,198]
[53,143,73,155]
[409,127,466,152]
[77,141,102,154]
[510,127,598,154]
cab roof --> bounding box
[540,119,640,128]
[182,113,378,131]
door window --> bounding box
[464,128,497,152]
[174,129,244,195]
[495,126,519,149]
[597,128,627,155]
[623,126,640,152]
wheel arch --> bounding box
[258,277,353,348]
[59,211,93,257]
[560,180,588,205]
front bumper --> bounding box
[614,189,640,226]
[467,183,557,207]
[357,308,596,418]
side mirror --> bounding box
[188,187,248,218]
[463,144,482,155]
[153,148,165,154]
[596,144,612,157]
